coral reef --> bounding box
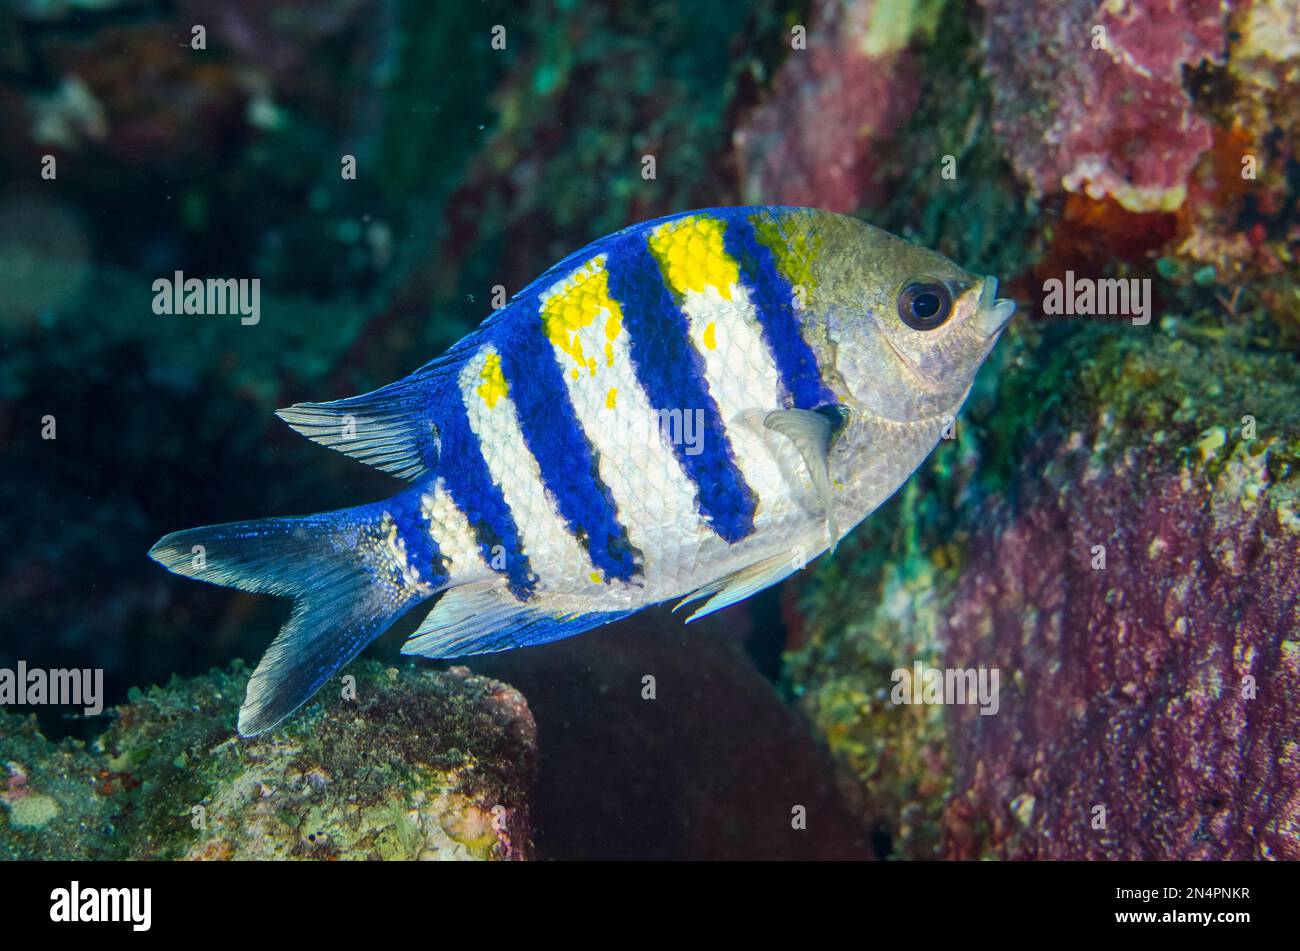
[0,660,535,860]
[788,312,1300,859]
[984,0,1224,214]
[735,0,939,211]
[980,0,1300,340]
[940,329,1299,859]
[765,0,1300,860]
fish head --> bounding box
[812,216,1016,424]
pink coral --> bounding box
[734,0,922,212]
[940,434,1300,860]
[983,0,1226,212]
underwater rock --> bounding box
[734,0,936,212]
[938,325,1300,860]
[983,0,1225,214]
[0,660,535,860]
[982,0,1299,344]
[787,317,1300,859]
[472,607,876,860]
[1171,0,1300,342]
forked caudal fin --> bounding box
[148,503,444,735]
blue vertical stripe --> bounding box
[438,397,538,598]
[605,232,758,545]
[722,212,837,410]
[493,312,643,584]
[389,495,446,586]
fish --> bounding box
[149,206,1016,735]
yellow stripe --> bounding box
[648,215,740,301]
[750,209,822,299]
[476,351,507,409]
[539,254,624,378]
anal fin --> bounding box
[402,580,631,658]
[673,549,807,623]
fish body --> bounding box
[150,206,1015,734]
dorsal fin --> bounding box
[275,209,753,481]
[275,323,502,481]
[276,387,439,481]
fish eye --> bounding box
[897,281,952,331]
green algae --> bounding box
[786,476,962,858]
[983,309,1300,510]
[0,660,535,860]
[861,0,947,57]
[438,0,787,267]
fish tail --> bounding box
[149,499,444,735]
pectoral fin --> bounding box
[764,407,842,549]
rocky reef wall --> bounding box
[764,0,1300,859]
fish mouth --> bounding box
[974,276,1016,338]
